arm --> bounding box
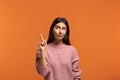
[36,34,50,76]
[40,49,47,67]
[72,47,82,80]
[36,48,50,76]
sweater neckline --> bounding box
[48,43,67,49]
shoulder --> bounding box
[68,45,78,56]
[66,45,76,50]
[64,45,78,55]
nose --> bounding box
[59,29,62,34]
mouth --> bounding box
[57,35,63,37]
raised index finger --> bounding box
[40,34,44,41]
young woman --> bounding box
[36,17,82,80]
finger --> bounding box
[40,34,44,41]
[39,42,44,47]
[43,40,47,45]
[39,40,46,46]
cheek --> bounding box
[53,29,58,36]
[63,30,67,35]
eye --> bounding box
[62,27,67,30]
[55,26,60,29]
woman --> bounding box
[36,17,82,80]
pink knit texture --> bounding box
[36,43,81,80]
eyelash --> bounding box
[55,26,66,30]
[56,26,60,29]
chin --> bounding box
[58,37,64,40]
[56,38,63,41]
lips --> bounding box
[57,35,63,37]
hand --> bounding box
[39,34,47,50]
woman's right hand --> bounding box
[39,34,47,50]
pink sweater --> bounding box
[36,43,81,80]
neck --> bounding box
[53,40,63,45]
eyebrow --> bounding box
[55,25,66,28]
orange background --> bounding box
[0,0,120,80]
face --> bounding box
[53,22,67,41]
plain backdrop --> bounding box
[0,0,120,80]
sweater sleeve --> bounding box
[72,47,82,80]
[36,48,51,76]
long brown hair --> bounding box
[47,17,71,45]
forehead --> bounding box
[55,22,66,27]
